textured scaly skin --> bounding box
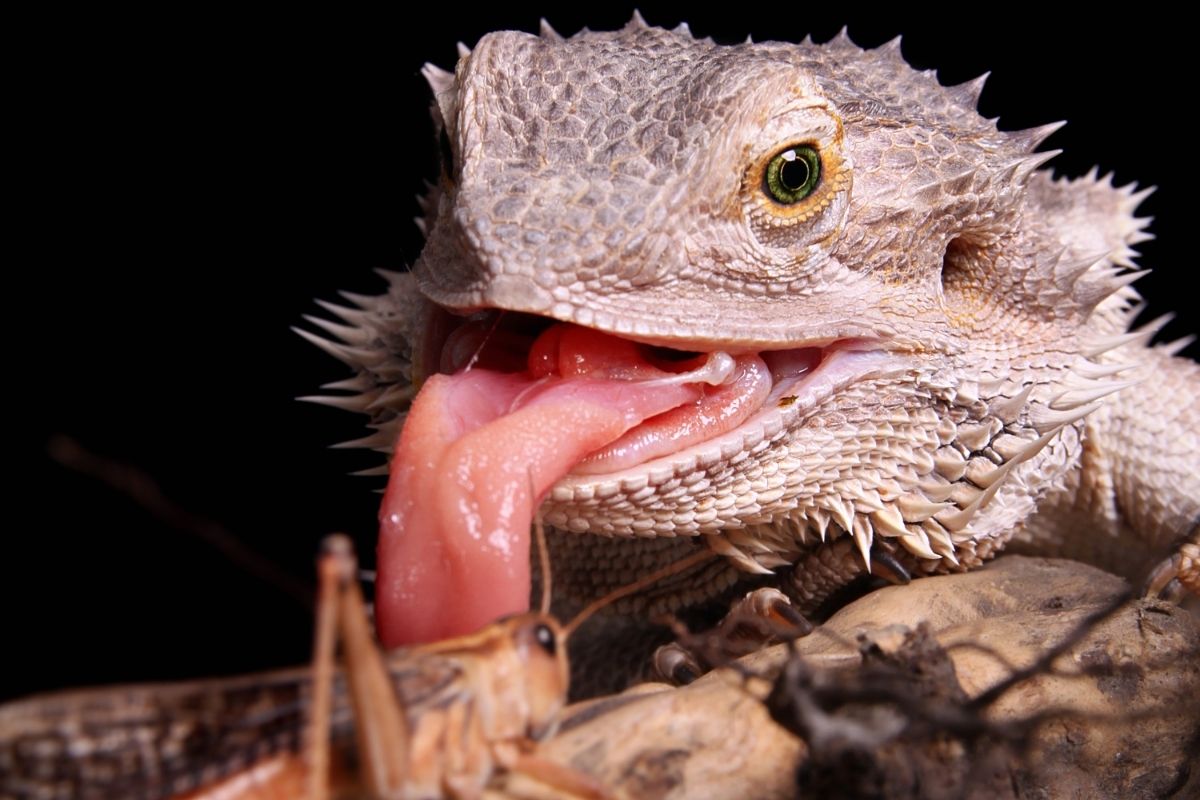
[301,18,1199,640]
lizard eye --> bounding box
[764,145,821,204]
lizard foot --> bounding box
[652,588,813,685]
[1143,526,1200,600]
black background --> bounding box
[16,6,1194,700]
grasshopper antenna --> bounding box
[528,467,553,615]
[563,547,716,638]
[535,515,553,615]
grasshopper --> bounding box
[1,529,712,799]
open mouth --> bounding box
[375,308,893,647]
[429,309,888,475]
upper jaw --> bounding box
[420,292,905,359]
[423,305,896,376]
[412,231,910,351]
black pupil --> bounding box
[534,624,556,655]
[780,154,810,191]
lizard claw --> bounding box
[870,550,912,586]
[1143,526,1199,600]
[653,589,814,685]
[653,644,704,685]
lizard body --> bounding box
[302,16,1199,666]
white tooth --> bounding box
[351,464,390,477]
[456,41,472,58]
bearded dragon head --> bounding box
[299,17,1156,643]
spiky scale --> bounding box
[300,18,1199,648]
[1049,379,1140,410]
[539,18,563,41]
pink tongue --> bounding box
[375,324,705,647]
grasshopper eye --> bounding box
[534,623,557,656]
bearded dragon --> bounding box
[299,15,1199,671]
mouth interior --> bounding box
[375,310,843,648]
[435,311,828,473]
